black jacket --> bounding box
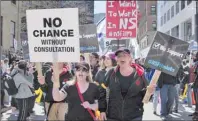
[193,61,198,88]
[40,69,73,102]
[99,64,148,121]
[94,69,107,84]
[91,64,99,80]
[158,72,177,88]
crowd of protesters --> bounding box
[1,48,198,121]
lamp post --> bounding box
[0,0,2,114]
[195,1,198,44]
[0,0,2,59]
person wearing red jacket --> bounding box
[99,48,155,121]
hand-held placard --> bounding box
[142,70,161,103]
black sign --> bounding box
[111,39,129,52]
[144,31,189,76]
[20,33,29,60]
[79,24,99,53]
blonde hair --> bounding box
[99,59,106,70]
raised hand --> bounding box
[38,76,45,85]
[81,101,91,109]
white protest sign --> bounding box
[26,8,80,62]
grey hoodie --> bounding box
[10,68,34,99]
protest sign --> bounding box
[26,8,80,62]
[111,39,129,51]
[144,31,190,76]
[106,1,137,39]
[142,31,189,103]
[79,24,99,53]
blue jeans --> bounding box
[173,84,180,111]
[153,89,160,112]
[160,84,176,116]
[187,84,192,107]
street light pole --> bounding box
[0,0,2,115]
[195,1,198,44]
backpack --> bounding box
[109,64,147,88]
[2,71,20,96]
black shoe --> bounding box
[153,111,157,115]
[161,116,166,121]
[189,112,198,117]
[173,110,178,113]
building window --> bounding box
[11,0,16,4]
[161,16,163,26]
[176,25,179,38]
[1,16,3,46]
[152,21,157,30]
[167,9,170,21]
[151,5,156,15]
[171,5,174,18]
[187,0,192,5]
[176,1,179,14]
[171,25,179,38]
[181,1,185,10]
[166,30,170,35]
[184,20,192,41]
[11,21,15,47]
[164,13,166,24]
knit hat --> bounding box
[105,52,116,60]
[105,52,117,66]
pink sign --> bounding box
[106,0,137,39]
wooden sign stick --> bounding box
[53,62,60,88]
[142,70,161,103]
[35,62,42,77]
[84,53,93,82]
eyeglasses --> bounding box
[76,67,88,72]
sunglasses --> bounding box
[76,67,88,72]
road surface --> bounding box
[1,101,194,120]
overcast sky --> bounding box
[94,1,106,14]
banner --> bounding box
[20,33,29,60]
[111,39,129,51]
[26,8,80,62]
[79,24,99,53]
[144,31,190,76]
[106,1,137,39]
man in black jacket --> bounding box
[99,49,153,121]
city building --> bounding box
[157,0,195,42]
[137,1,157,58]
[1,0,21,51]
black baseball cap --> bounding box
[115,48,131,56]
[75,62,90,71]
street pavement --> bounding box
[1,101,194,121]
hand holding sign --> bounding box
[26,8,80,62]
[38,76,45,85]
[142,31,190,103]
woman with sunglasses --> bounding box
[99,48,155,121]
[40,62,100,121]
